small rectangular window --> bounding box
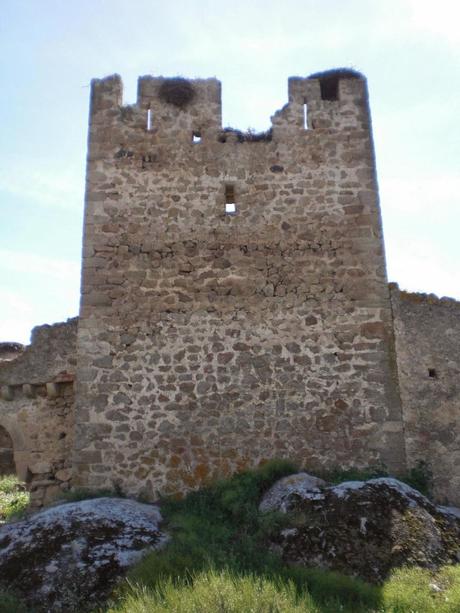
[225,184,236,215]
[192,131,201,144]
[147,108,152,131]
[428,368,437,379]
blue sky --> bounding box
[1,0,459,343]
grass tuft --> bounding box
[106,569,317,613]
[0,475,29,522]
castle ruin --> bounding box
[1,69,459,507]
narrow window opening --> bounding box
[192,131,202,144]
[319,77,339,101]
[225,184,236,215]
[303,101,308,130]
[146,108,152,131]
[428,368,437,379]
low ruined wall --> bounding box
[0,319,77,507]
[391,285,460,505]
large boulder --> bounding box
[259,472,327,513]
[261,476,460,583]
[0,497,169,612]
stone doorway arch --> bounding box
[0,424,16,475]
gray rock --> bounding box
[267,476,460,583]
[259,472,327,513]
[0,497,168,612]
[438,505,460,519]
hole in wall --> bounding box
[225,184,236,215]
[428,368,437,379]
[192,132,202,144]
[319,77,339,101]
[146,108,152,131]
[303,101,308,129]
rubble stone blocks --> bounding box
[75,69,406,499]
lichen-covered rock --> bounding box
[264,477,460,583]
[0,497,169,612]
[259,472,327,513]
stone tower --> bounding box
[74,69,406,498]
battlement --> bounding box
[0,319,77,387]
[87,69,371,152]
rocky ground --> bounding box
[2,472,460,611]
[0,497,168,612]
[260,473,460,583]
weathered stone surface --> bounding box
[259,472,327,513]
[74,70,406,499]
[265,476,460,583]
[0,319,77,506]
[0,497,168,612]
[391,285,460,505]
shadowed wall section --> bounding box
[0,320,77,506]
[0,425,15,476]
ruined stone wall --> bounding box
[75,70,406,499]
[0,319,77,506]
[391,285,460,505]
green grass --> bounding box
[0,462,456,612]
[321,460,433,498]
[0,475,29,522]
[101,460,460,613]
[104,566,460,613]
[103,460,380,612]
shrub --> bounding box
[403,460,433,498]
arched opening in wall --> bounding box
[0,425,16,476]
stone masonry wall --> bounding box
[0,319,77,507]
[75,70,406,499]
[391,285,460,505]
